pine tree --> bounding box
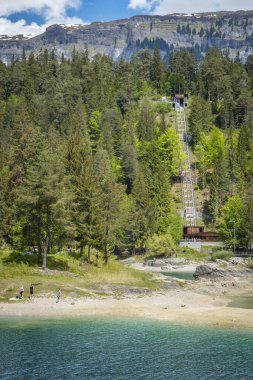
[189,96,213,146]
[93,148,124,263]
[121,118,138,194]
[151,44,164,92]
[209,149,230,222]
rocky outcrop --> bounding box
[194,264,226,278]
[1,10,253,63]
[145,258,188,267]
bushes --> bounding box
[177,247,209,261]
[246,259,253,269]
[146,232,176,258]
[210,251,233,262]
[155,101,172,114]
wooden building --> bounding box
[173,93,188,107]
[183,226,220,242]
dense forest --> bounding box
[0,46,253,266]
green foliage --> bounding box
[177,247,209,261]
[0,250,159,301]
[155,101,172,114]
[167,207,183,244]
[246,259,253,269]
[210,251,233,262]
[219,195,246,247]
[189,96,213,146]
[1,44,253,263]
[169,50,197,93]
[88,111,102,149]
[150,44,164,92]
[155,127,182,176]
[146,231,176,257]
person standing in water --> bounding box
[19,285,24,299]
[56,289,61,303]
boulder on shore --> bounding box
[194,264,226,278]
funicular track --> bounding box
[175,106,197,226]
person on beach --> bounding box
[19,285,24,299]
[29,284,34,299]
[56,289,61,303]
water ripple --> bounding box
[0,318,252,380]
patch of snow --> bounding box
[60,24,83,29]
[0,35,12,40]
[172,13,194,17]
[0,33,30,40]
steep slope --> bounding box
[1,10,253,63]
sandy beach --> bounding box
[1,267,253,328]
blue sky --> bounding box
[0,0,252,37]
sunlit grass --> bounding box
[177,248,210,261]
[0,250,159,302]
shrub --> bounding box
[155,102,172,114]
[246,259,253,269]
[210,251,233,262]
[177,247,209,261]
[146,232,176,258]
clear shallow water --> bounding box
[228,296,253,309]
[0,317,253,380]
[162,271,195,280]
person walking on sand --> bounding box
[19,285,24,299]
[56,289,61,303]
[29,284,34,299]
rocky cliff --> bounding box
[1,10,253,63]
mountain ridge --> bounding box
[1,10,253,63]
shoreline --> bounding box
[1,259,252,329]
[1,289,253,329]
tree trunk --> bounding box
[37,207,43,265]
[43,235,50,269]
[104,225,109,264]
[80,242,85,257]
[104,241,108,264]
[43,204,50,270]
[87,244,91,263]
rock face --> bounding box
[1,10,253,63]
[145,258,188,267]
[194,265,226,278]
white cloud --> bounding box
[0,0,81,19]
[0,0,87,37]
[128,0,158,11]
[150,0,253,15]
[0,18,44,37]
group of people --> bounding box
[18,285,61,303]
[18,285,32,299]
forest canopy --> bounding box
[0,47,253,266]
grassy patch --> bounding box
[0,250,158,302]
[246,259,253,269]
[177,280,185,288]
[177,247,210,261]
[210,251,233,262]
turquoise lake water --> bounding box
[162,271,195,280]
[0,317,253,380]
